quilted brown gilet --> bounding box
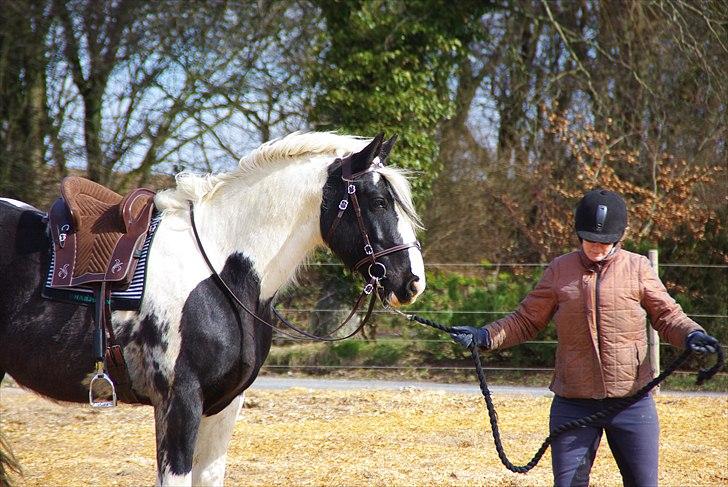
[486,248,702,399]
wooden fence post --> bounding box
[648,249,661,382]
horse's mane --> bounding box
[155,131,422,228]
[239,131,368,173]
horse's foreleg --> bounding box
[154,390,203,487]
[192,394,244,486]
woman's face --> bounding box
[581,240,615,262]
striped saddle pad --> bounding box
[42,214,161,311]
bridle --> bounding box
[188,152,421,342]
[325,155,421,289]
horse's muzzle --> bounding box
[381,275,424,307]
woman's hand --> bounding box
[449,326,491,350]
[686,330,720,354]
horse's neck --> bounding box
[200,160,327,298]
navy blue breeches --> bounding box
[549,394,660,487]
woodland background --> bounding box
[1,0,726,382]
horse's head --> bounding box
[321,134,426,306]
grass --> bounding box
[2,384,725,486]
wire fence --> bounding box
[260,364,725,377]
[276,308,728,320]
[301,261,728,269]
[269,258,726,379]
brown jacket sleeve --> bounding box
[639,256,703,348]
[486,264,558,349]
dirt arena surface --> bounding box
[1,383,726,486]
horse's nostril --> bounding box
[408,277,419,295]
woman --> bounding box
[450,188,719,487]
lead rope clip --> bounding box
[382,302,414,321]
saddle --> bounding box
[49,176,156,288]
[47,176,156,407]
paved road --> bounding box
[251,376,550,395]
[250,376,727,397]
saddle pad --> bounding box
[43,214,162,311]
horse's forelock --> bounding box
[376,166,423,231]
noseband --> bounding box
[188,153,420,342]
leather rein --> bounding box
[188,154,420,342]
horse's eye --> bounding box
[370,197,387,210]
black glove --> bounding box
[449,326,491,350]
[685,330,720,354]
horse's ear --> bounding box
[378,134,398,164]
[350,133,384,174]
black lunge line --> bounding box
[391,310,724,474]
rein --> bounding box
[187,153,419,342]
[389,309,725,474]
[188,201,372,341]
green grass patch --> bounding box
[331,340,363,360]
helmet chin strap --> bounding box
[578,239,620,265]
[577,236,621,247]
[606,243,619,257]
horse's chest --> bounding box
[126,252,273,410]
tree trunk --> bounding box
[0,0,50,205]
[83,89,106,184]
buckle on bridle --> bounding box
[338,199,349,211]
[347,184,356,194]
[364,244,373,255]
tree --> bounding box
[309,0,493,200]
[47,0,321,191]
[513,111,724,259]
[0,0,52,202]
[424,1,727,264]
[1,0,321,205]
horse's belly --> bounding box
[0,205,136,405]
[0,300,102,403]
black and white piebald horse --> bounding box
[0,132,425,485]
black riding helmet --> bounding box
[574,189,627,243]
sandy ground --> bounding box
[1,383,726,487]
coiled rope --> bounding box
[402,313,724,474]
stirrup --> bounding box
[89,362,117,408]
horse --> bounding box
[0,132,426,486]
